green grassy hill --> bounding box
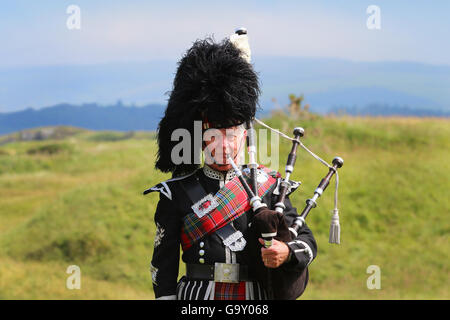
[0,114,448,299]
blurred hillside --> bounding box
[0,103,166,135]
[1,58,450,114]
[0,113,448,299]
[1,99,448,136]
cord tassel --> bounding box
[329,209,340,244]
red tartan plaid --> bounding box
[180,166,279,251]
[214,281,246,300]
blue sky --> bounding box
[0,1,449,113]
[1,0,450,67]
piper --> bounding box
[144,29,317,300]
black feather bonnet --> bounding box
[155,37,260,176]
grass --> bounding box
[0,114,448,299]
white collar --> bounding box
[202,165,238,182]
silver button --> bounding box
[199,250,205,256]
[199,242,205,248]
[199,258,205,264]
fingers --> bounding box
[259,238,279,251]
[262,256,281,268]
[259,238,284,268]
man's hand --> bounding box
[259,238,290,269]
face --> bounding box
[202,125,247,171]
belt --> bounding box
[186,263,254,283]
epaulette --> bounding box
[142,170,197,200]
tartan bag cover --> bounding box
[180,166,280,251]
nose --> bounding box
[221,138,235,155]
[213,138,234,163]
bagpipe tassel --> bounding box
[329,208,340,244]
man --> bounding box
[144,35,317,300]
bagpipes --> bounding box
[228,28,344,299]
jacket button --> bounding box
[199,258,205,264]
[199,250,205,256]
[199,242,205,248]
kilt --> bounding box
[176,277,269,300]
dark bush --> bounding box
[26,143,72,155]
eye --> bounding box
[226,135,238,141]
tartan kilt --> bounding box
[176,277,269,300]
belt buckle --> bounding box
[214,263,239,283]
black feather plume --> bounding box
[155,37,260,176]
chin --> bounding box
[214,164,232,172]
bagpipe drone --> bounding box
[228,28,344,299]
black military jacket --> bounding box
[145,165,317,299]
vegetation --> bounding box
[0,114,448,299]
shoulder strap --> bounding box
[179,174,209,205]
